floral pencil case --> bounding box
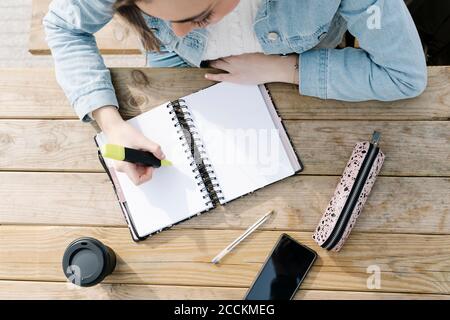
[312,131,385,252]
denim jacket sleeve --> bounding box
[146,46,191,68]
[300,0,427,101]
[43,0,119,122]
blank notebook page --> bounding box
[97,104,210,237]
[184,82,296,203]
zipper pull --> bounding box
[371,131,381,147]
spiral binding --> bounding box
[167,99,224,208]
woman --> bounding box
[44,0,427,185]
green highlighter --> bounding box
[101,144,173,168]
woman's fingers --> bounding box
[137,166,154,184]
[210,58,230,71]
[117,162,141,185]
[207,56,247,83]
[114,161,126,173]
[205,72,232,82]
[117,162,154,185]
[139,137,165,160]
[105,121,161,185]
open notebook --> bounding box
[95,82,302,241]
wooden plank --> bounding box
[0,281,243,300]
[0,119,448,176]
[0,120,99,171]
[1,173,449,235]
[0,172,124,226]
[1,67,449,120]
[112,66,450,121]
[30,0,141,55]
[0,226,449,294]
[0,1,144,69]
[0,69,74,119]
[287,120,450,177]
[1,280,448,300]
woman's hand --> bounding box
[93,106,165,185]
[205,53,299,85]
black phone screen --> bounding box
[245,234,317,300]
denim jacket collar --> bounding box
[145,0,345,66]
[143,12,208,67]
[144,0,284,67]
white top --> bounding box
[203,0,264,61]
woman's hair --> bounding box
[114,0,160,51]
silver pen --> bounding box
[211,210,274,264]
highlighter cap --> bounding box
[102,144,125,161]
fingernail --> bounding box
[205,74,209,79]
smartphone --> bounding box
[244,234,317,300]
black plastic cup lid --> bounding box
[62,237,112,287]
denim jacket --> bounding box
[44,0,427,122]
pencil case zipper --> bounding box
[312,132,385,252]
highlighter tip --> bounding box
[161,159,173,167]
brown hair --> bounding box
[114,0,160,51]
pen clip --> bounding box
[371,131,381,147]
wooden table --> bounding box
[30,0,141,55]
[0,67,449,300]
